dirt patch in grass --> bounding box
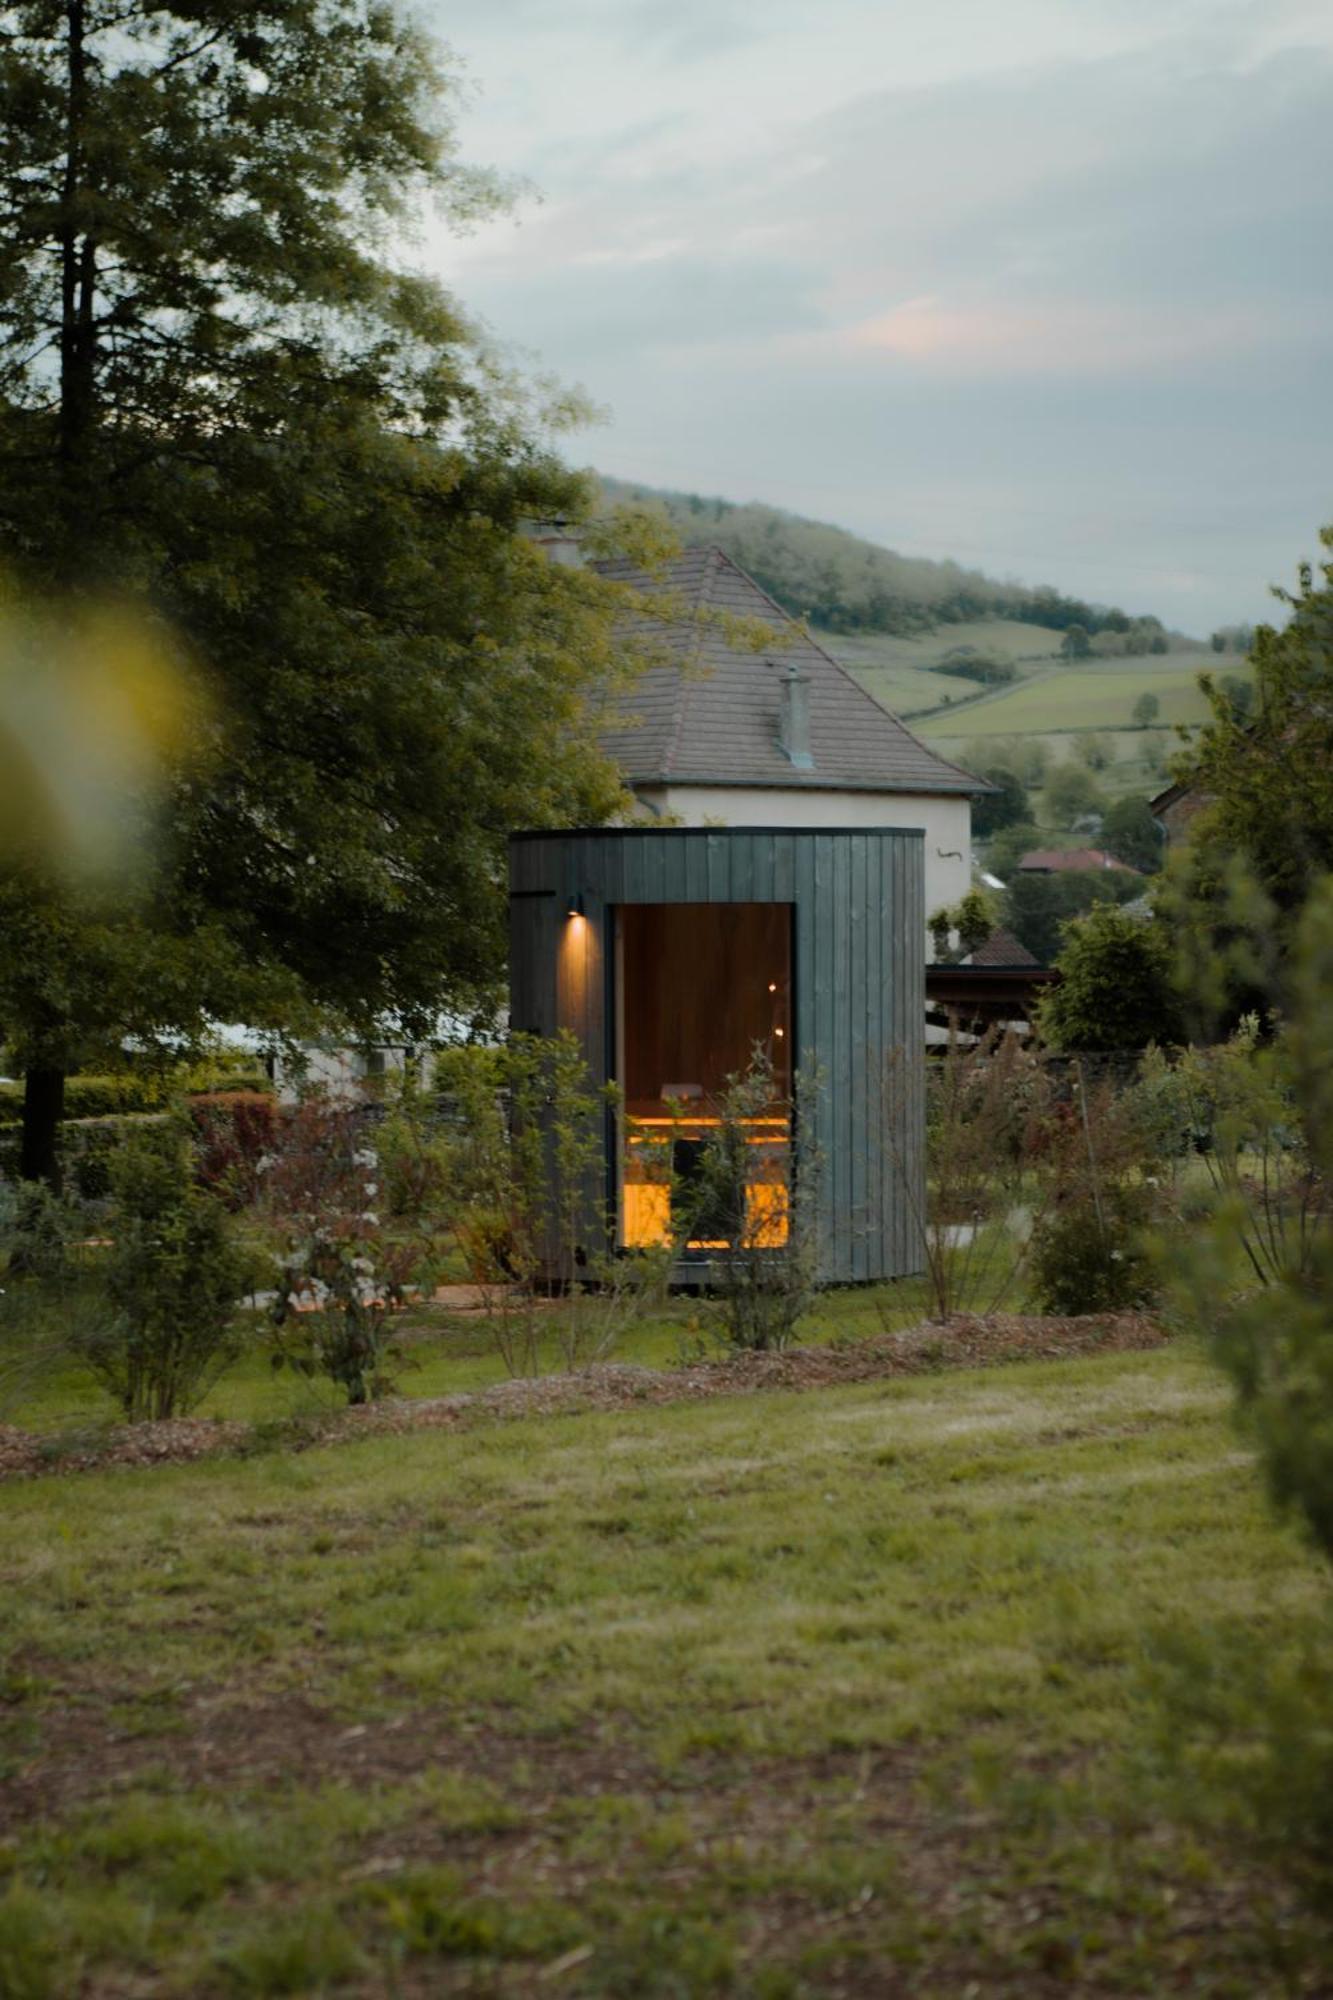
[0,1312,1169,1484]
[6,1682,1316,2000]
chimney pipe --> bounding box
[521,517,585,567]
[778,662,813,769]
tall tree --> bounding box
[1160,530,1333,1028]
[0,0,644,1182]
[1038,904,1184,1052]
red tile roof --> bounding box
[1017,848,1141,875]
[967,927,1040,967]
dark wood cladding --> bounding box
[509,828,924,1284]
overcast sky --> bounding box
[418,0,1333,632]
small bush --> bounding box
[264,1097,416,1405]
[1028,1184,1155,1314]
[75,1128,253,1421]
[882,1028,1057,1325]
[687,1051,822,1353]
[373,1082,453,1220]
[188,1090,280,1208]
[4,1184,80,1281]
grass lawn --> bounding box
[0,1286,904,1435]
[3,1335,1332,1996]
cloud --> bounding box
[829,298,1284,376]
[421,1,1333,626]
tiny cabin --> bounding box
[508,825,925,1285]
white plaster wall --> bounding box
[634,785,973,924]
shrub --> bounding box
[443,1034,669,1375]
[75,1128,253,1421]
[372,1080,453,1220]
[1164,898,1333,1562]
[1027,1064,1160,1315]
[687,1051,822,1354]
[0,1068,272,1126]
[4,1183,80,1280]
[1039,904,1185,1053]
[264,1096,418,1405]
[882,1028,1057,1324]
[1028,1183,1155,1314]
[188,1090,280,1208]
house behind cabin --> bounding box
[593,547,991,927]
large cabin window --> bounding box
[615,902,792,1251]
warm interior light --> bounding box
[774,1026,785,1037]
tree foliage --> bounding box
[1159,529,1333,1025]
[971,765,1029,840]
[598,477,1156,641]
[1038,904,1184,1052]
[1170,886,1333,1566]
[1101,795,1162,874]
[0,0,651,1182]
[1003,867,1140,966]
[1043,763,1107,828]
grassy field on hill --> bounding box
[4,1337,1333,1996]
[824,619,1066,718]
[829,618,1070,674]
[921,655,1229,737]
[828,628,1243,789]
[824,620,1240,748]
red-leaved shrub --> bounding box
[189,1090,279,1208]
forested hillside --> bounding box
[598,474,1163,641]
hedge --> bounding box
[0,1071,272,1126]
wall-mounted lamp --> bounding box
[565,891,585,919]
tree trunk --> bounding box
[20,1067,66,1192]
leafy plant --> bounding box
[189,1092,280,1210]
[882,1029,1056,1324]
[1134,1022,1319,1287]
[74,1128,253,1422]
[1039,903,1185,1052]
[685,1050,822,1353]
[443,1034,670,1375]
[372,1077,454,1222]
[1028,1183,1155,1314]
[264,1098,417,1406]
[1167,890,1333,1561]
[1027,1065,1159,1315]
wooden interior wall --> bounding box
[619,903,791,1114]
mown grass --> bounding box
[0,1281,908,1434]
[3,1338,1332,1995]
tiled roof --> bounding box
[1017,848,1142,875]
[595,547,991,798]
[967,927,1040,967]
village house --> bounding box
[590,545,992,929]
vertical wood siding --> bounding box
[509,828,924,1282]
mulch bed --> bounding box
[0,1311,1169,1484]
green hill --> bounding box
[594,472,1257,801]
[596,473,1173,644]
